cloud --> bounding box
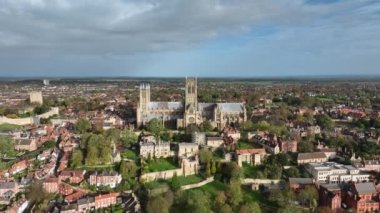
[0,0,379,76]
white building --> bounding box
[192,132,206,145]
[178,143,199,157]
[306,162,370,184]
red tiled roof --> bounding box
[236,148,266,155]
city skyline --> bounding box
[0,0,379,77]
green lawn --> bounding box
[0,123,21,132]
[238,140,262,149]
[176,175,204,186]
[144,180,169,190]
[190,180,227,196]
[242,163,264,178]
[146,158,178,172]
[121,149,138,160]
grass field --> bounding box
[146,158,178,172]
[121,149,138,160]
[242,163,264,178]
[176,175,204,186]
[238,140,262,149]
[0,123,21,132]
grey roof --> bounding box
[297,152,327,160]
[178,142,198,147]
[355,182,377,194]
[16,139,32,145]
[289,178,314,185]
[0,182,16,189]
[320,184,342,192]
[198,103,215,111]
[148,102,183,110]
[216,103,245,112]
[77,197,94,205]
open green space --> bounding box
[242,163,264,178]
[146,158,178,172]
[0,123,21,132]
[238,140,262,149]
[176,175,204,186]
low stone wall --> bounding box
[242,178,281,185]
[0,107,59,125]
[180,177,214,190]
[141,168,183,182]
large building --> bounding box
[136,77,247,129]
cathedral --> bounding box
[136,77,247,129]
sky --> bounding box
[0,0,379,77]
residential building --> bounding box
[236,148,266,167]
[319,184,343,213]
[178,143,199,157]
[306,162,370,184]
[89,172,122,188]
[43,177,59,193]
[192,132,206,145]
[59,170,86,184]
[14,138,37,152]
[8,160,28,175]
[297,152,327,165]
[206,137,224,149]
[345,182,380,213]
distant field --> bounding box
[0,123,21,132]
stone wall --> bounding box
[180,177,214,190]
[242,178,281,185]
[140,168,183,182]
[0,107,59,125]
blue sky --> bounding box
[0,0,379,77]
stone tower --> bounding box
[137,83,151,127]
[29,91,43,105]
[139,83,150,111]
[185,77,197,107]
[184,77,198,126]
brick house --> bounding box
[89,172,121,188]
[59,170,86,184]
[0,179,19,200]
[236,148,266,167]
[94,193,119,209]
[8,160,28,175]
[43,177,59,193]
[345,182,380,213]
[319,184,343,213]
[14,138,37,152]
[279,139,297,153]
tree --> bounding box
[33,104,49,115]
[239,202,261,213]
[199,121,213,132]
[219,204,233,213]
[119,161,137,179]
[75,118,91,134]
[211,161,216,175]
[285,167,300,178]
[199,149,213,165]
[264,163,282,179]
[297,141,314,153]
[146,196,169,213]
[147,118,164,140]
[206,162,211,177]
[170,173,181,192]
[227,179,243,207]
[315,114,334,130]
[85,146,98,165]
[214,192,227,210]
[70,149,83,168]
[184,190,212,213]
[121,130,138,147]
[314,207,334,213]
[225,162,243,181]
[298,185,318,208]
